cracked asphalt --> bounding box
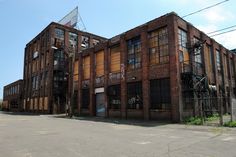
[0,111,236,157]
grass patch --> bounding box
[224,121,236,127]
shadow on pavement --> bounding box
[53,114,171,127]
[0,111,41,116]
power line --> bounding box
[210,28,236,37]
[182,0,229,18]
[207,24,236,34]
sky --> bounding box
[0,0,236,99]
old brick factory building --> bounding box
[2,12,236,122]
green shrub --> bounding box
[206,114,219,121]
[184,116,202,125]
[224,121,236,127]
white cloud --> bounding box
[214,31,236,49]
[200,6,234,24]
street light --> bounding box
[51,45,75,117]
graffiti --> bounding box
[128,95,142,109]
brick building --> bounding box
[3,80,23,111]
[23,22,106,114]
[72,12,236,122]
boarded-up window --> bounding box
[39,97,43,110]
[83,56,90,79]
[95,51,104,76]
[44,97,48,111]
[110,46,120,72]
[30,99,33,110]
[34,98,38,110]
[73,60,79,81]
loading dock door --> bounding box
[96,93,105,117]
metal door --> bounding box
[96,93,105,117]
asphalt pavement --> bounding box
[0,111,236,157]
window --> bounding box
[150,78,170,110]
[95,51,104,77]
[83,56,90,79]
[216,50,221,71]
[178,28,189,72]
[82,89,89,109]
[110,45,121,72]
[54,28,64,47]
[92,39,100,46]
[127,37,141,70]
[54,49,65,66]
[206,45,213,71]
[127,82,142,109]
[149,27,169,64]
[108,85,121,109]
[183,91,194,110]
[69,32,78,49]
[55,28,64,40]
[178,28,188,50]
[193,38,202,64]
[81,36,89,50]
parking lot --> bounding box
[0,111,236,157]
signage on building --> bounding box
[59,7,78,28]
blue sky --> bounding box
[0,0,236,99]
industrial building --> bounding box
[22,22,106,114]
[2,12,236,122]
[72,12,236,122]
[2,80,23,111]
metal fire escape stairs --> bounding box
[181,40,213,116]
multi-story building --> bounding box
[2,80,23,111]
[23,22,106,114]
[72,12,236,122]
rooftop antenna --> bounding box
[75,4,86,31]
[58,6,86,31]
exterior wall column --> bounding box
[89,51,95,116]
[104,46,109,117]
[168,15,182,122]
[120,35,127,119]
[77,53,82,115]
[141,26,150,120]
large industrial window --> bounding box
[178,28,189,72]
[149,27,169,64]
[216,50,221,71]
[69,32,78,49]
[183,91,194,110]
[108,85,121,109]
[150,78,170,110]
[127,82,142,109]
[127,37,141,70]
[54,28,64,47]
[110,45,121,73]
[83,56,90,80]
[82,89,89,109]
[193,37,202,64]
[81,36,89,50]
[55,28,64,40]
[95,51,104,77]
[54,49,65,66]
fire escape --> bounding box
[180,40,211,116]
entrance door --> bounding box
[96,93,105,117]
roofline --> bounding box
[26,22,107,47]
